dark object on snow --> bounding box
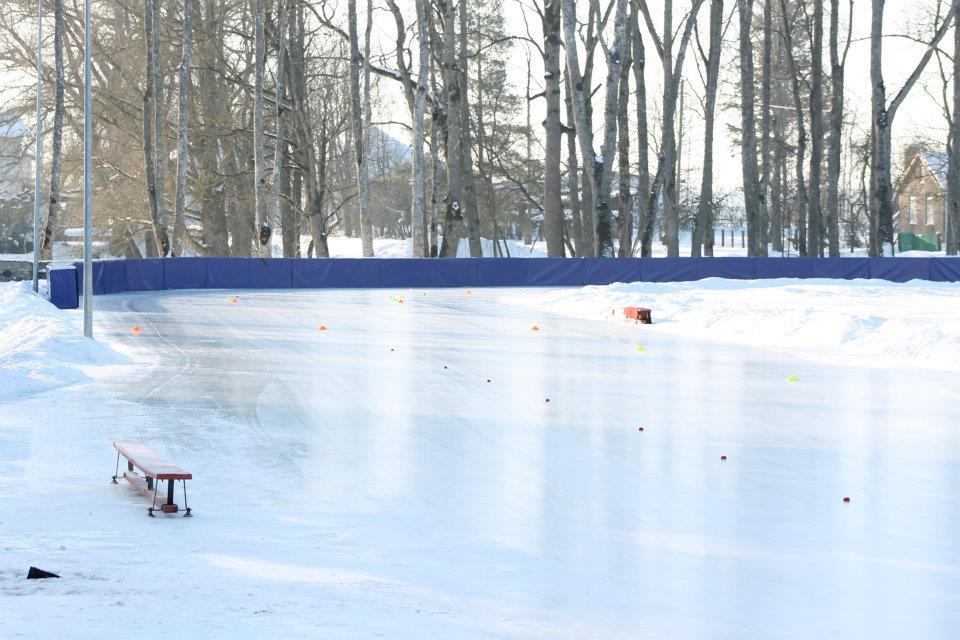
[623,307,653,324]
[259,225,272,246]
[27,567,60,579]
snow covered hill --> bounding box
[500,278,960,371]
[0,282,125,400]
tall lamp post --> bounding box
[31,0,42,293]
[82,0,92,337]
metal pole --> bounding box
[31,0,43,293]
[82,0,92,338]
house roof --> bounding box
[920,150,948,189]
[0,112,28,139]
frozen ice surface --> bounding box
[2,286,960,638]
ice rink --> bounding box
[3,287,960,638]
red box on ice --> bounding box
[623,307,652,324]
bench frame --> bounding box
[111,442,193,517]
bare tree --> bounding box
[254,0,268,256]
[411,0,430,257]
[269,0,289,254]
[808,0,824,256]
[826,0,853,257]
[542,0,565,257]
[40,0,63,260]
[870,0,956,256]
[630,9,649,256]
[948,0,960,254]
[142,0,169,256]
[638,0,707,256]
[172,0,194,256]
[692,0,722,257]
[737,0,762,255]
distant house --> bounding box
[895,149,947,250]
[0,111,33,199]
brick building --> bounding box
[895,149,948,250]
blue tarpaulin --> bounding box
[49,257,958,306]
[583,258,641,285]
[430,259,479,287]
[868,258,930,282]
[332,259,381,287]
[641,258,698,282]
[528,258,585,286]
[478,259,530,286]
[164,257,207,290]
[291,259,336,288]
[930,258,960,282]
[250,258,293,288]
[205,257,252,289]
[49,267,79,309]
[381,259,431,287]
[125,259,165,291]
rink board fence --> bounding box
[48,257,960,309]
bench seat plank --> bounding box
[114,441,192,480]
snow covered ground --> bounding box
[499,278,960,372]
[0,282,124,401]
[2,281,960,638]
[323,236,548,258]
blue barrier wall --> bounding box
[49,257,960,309]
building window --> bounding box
[926,195,936,225]
[909,196,918,224]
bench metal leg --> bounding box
[148,481,159,517]
[182,480,192,517]
[112,452,120,484]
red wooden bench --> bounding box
[623,306,653,324]
[112,442,193,517]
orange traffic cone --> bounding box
[131,325,142,336]
[318,325,328,331]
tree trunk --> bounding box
[692,0,722,257]
[143,0,169,256]
[808,0,824,256]
[630,11,648,256]
[411,0,430,257]
[41,0,64,261]
[152,0,169,253]
[267,0,289,255]
[616,4,634,258]
[870,0,956,255]
[949,0,960,254]
[593,0,629,258]
[781,0,810,255]
[172,0,194,256]
[826,0,846,256]
[253,0,269,256]
[564,66,587,255]
[542,0,565,257]
[738,0,762,255]
[458,0,482,256]
[758,0,771,255]
[360,0,375,256]
[439,0,465,257]
[561,0,600,256]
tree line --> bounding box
[2,0,959,259]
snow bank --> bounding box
[320,236,548,258]
[0,282,124,401]
[500,278,960,370]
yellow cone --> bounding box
[635,345,646,353]
[786,375,799,383]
